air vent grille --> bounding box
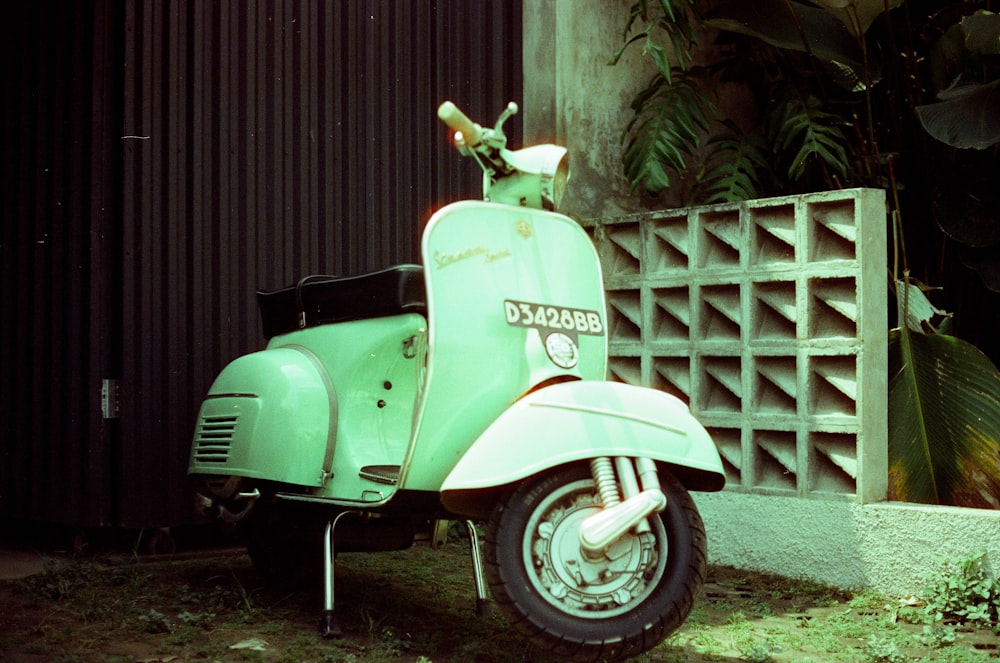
[193,414,238,464]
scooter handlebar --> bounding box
[438,101,483,147]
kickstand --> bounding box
[320,513,351,638]
[464,520,491,616]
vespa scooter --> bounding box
[189,100,726,661]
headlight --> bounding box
[548,152,570,210]
[492,145,571,211]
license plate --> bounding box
[504,300,604,336]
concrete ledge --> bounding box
[694,490,1000,596]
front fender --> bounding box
[440,381,725,516]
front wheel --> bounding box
[485,464,707,662]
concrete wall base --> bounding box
[694,490,1000,597]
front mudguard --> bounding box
[439,381,725,519]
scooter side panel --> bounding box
[439,381,726,512]
[267,314,426,501]
[189,347,333,487]
[403,201,608,491]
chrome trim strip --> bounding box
[528,400,688,436]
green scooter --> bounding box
[188,101,725,661]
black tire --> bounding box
[243,498,324,586]
[485,463,707,662]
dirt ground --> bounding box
[0,537,997,663]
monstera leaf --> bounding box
[621,69,713,195]
[889,323,1000,508]
[695,121,770,204]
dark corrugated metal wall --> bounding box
[0,1,119,527]
[1,0,522,528]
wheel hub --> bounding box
[525,480,665,618]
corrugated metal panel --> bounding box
[117,1,522,526]
[1,0,521,529]
[0,2,119,525]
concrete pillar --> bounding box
[523,0,675,219]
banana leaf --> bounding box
[810,0,903,37]
[704,0,873,85]
[961,11,1000,56]
[888,324,1000,507]
[915,78,1000,150]
[916,11,1000,149]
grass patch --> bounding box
[0,542,997,662]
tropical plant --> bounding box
[621,68,714,195]
[921,551,1000,629]
[889,282,1000,507]
[695,119,771,204]
[614,0,1000,231]
[614,0,1000,507]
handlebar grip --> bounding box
[438,101,483,146]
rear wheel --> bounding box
[244,496,324,586]
[485,463,707,662]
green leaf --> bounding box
[767,90,850,182]
[621,70,713,195]
[811,0,903,37]
[611,0,700,76]
[608,31,649,67]
[916,79,1000,150]
[658,0,677,22]
[888,326,1000,507]
[644,35,673,80]
[694,122,770,204]
[962,11,1000,55]
[705,0,872,84]
[895,279,950,333]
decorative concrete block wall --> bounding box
[582,188,888,503]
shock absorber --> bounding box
[589,456,620,508]
[579,457,666,557]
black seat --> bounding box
[256,265,426,339]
